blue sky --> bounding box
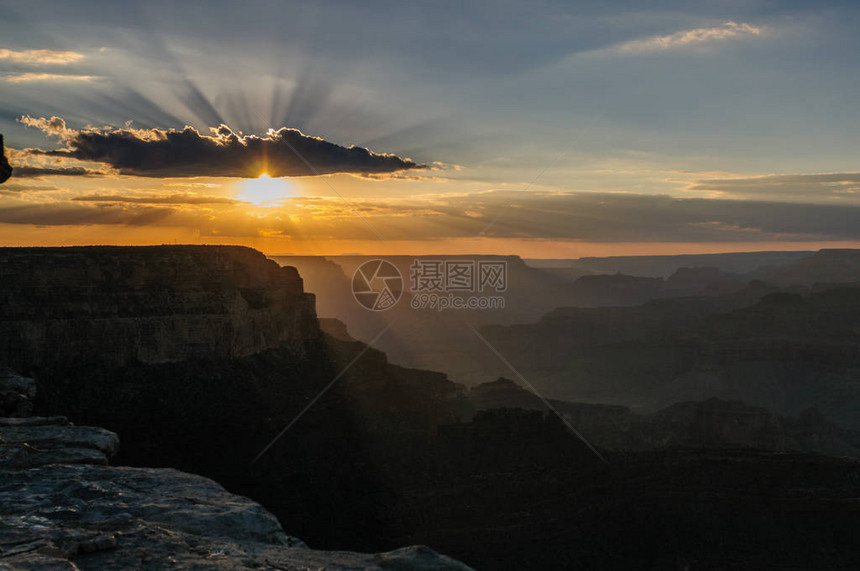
[1,0,859,255]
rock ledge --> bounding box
[0,372,472,570]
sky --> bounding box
[1,0,859,257]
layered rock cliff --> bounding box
[0,246,318,371]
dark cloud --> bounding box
[21,116,426,178]
[13,165,99,177]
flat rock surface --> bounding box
[0,416,70,427]
[0,464,471,570]
[0,424,119,469]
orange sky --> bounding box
[4,133,860,257]
[2,218,858,259]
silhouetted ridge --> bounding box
[0,245,317,371]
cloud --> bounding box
[0,198,290,237]
[391,190,860,242]
[0,49,84,65]
[602,22,763,55]
[0,202,174,226]
[686,172,860,200]
[20,117,426,178]
[0,183,57,194]
[5,181,859,244]
[4,73,96,83]
[5,134,108,177]
[3,187,860,244]
[13,166,100,177]
[72,194,237,205]
[17,116,77,139]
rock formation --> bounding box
[272,250,860,388]
[752,248,860,286]
[467,378,860,458]
[0,135,11,184]
[0,246,318,371]
[0,368,35,417]
[0,370,473,570]
[480,283,860,425]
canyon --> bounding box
[3,245,860,569]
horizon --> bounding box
[0,240,857,259]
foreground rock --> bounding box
[0,369,35,417]
[0,464,470,570]
[1,376,121,469]
[0,417,120,469]
[0,369,471,570]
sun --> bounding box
[236,174,292,206]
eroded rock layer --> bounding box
[0,246,318,370]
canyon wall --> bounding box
[0,246,318,371]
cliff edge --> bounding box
[0,246,319,371]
